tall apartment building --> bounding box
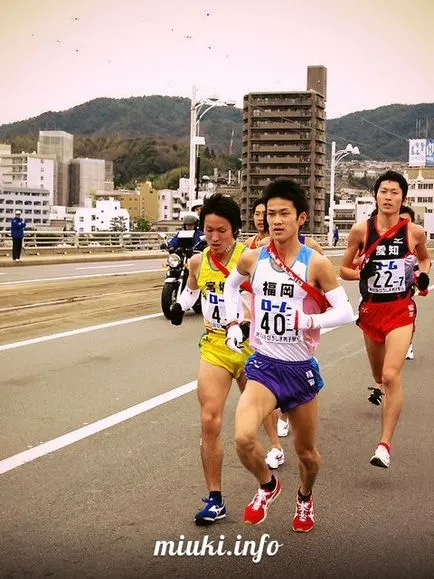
[241,66,327,233]
[0,153,54,204]
[37,131,73,206]
[69,158,106,206]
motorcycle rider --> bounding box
[164,213,203,251]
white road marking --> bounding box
[0,268,165,286]
[0,312,164,351]
[0,381,197,475]
[75,264,136,270]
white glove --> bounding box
[225,324,244,354]
[286,309,313,331]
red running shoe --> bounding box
[244,478,281,525]
[292,494,315,533]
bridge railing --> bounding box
[1,230,430,257]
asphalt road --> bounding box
[1,271,433,578]
[0,259,166,284]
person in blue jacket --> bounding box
[11,209,26,261]
[167,213,203,250]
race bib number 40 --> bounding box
[368,260,406,294]
[254,298,302,343]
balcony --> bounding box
[249,156,311,165]
[249,167,303,176]
[249,133,311,141]
[249,144,312,153]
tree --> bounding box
[136,217,151,232]
[110,216,127,231]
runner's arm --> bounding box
[170,254,201,325]
[413,225,431,275]
[340,223,364,281]
[304,237,324,255]
[177,253,200,307]
[223,250,253,324]
[292,254,354,330]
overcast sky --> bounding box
[1,0,433,125]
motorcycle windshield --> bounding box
[176,230,196,249]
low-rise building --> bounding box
[0,184,50,231]
[158,189,186,220]
[94,182,159,224]
[73,199,130,233]
[355,196,376,222]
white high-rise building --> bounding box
[0,153,54,204]
[37,131,73,206]
[69,158,106,206]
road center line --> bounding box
[0,268,165,285]
[0,381,198,475]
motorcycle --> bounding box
[159,231,206,319]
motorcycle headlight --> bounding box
[167,254,182,268]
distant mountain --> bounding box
[0,97,433,186]
[328,103,434,161]
[0,95,243,156]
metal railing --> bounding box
[4,230,429,257]
[0,231,167,255]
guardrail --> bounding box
[4,230,430,257]
[0,230,332,256]
[0,231,164,256]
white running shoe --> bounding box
[370,444,390,468]
[277,418,290,437]
[265,447,285,469]
[405,344,414,360]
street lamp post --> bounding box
[189,85,235,202]
[328,141,360,246]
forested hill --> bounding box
[0,95,242,155]
[328,102,434,161]
[0,97,433,186]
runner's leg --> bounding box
[380,324,413,445]
[235,380,277,485]
[197,359,233,491]
[287,396,320,496]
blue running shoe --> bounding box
[194,496,226,526]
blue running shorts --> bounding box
[245,351,324,412]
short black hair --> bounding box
[200,193,242,237]
[262,179,309,217]
[252,197,269,233]
[400,205,415,222]
[252,197,265,213]
[374,170,408,200]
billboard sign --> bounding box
[408,139,426,167]
[425,139,434,167]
